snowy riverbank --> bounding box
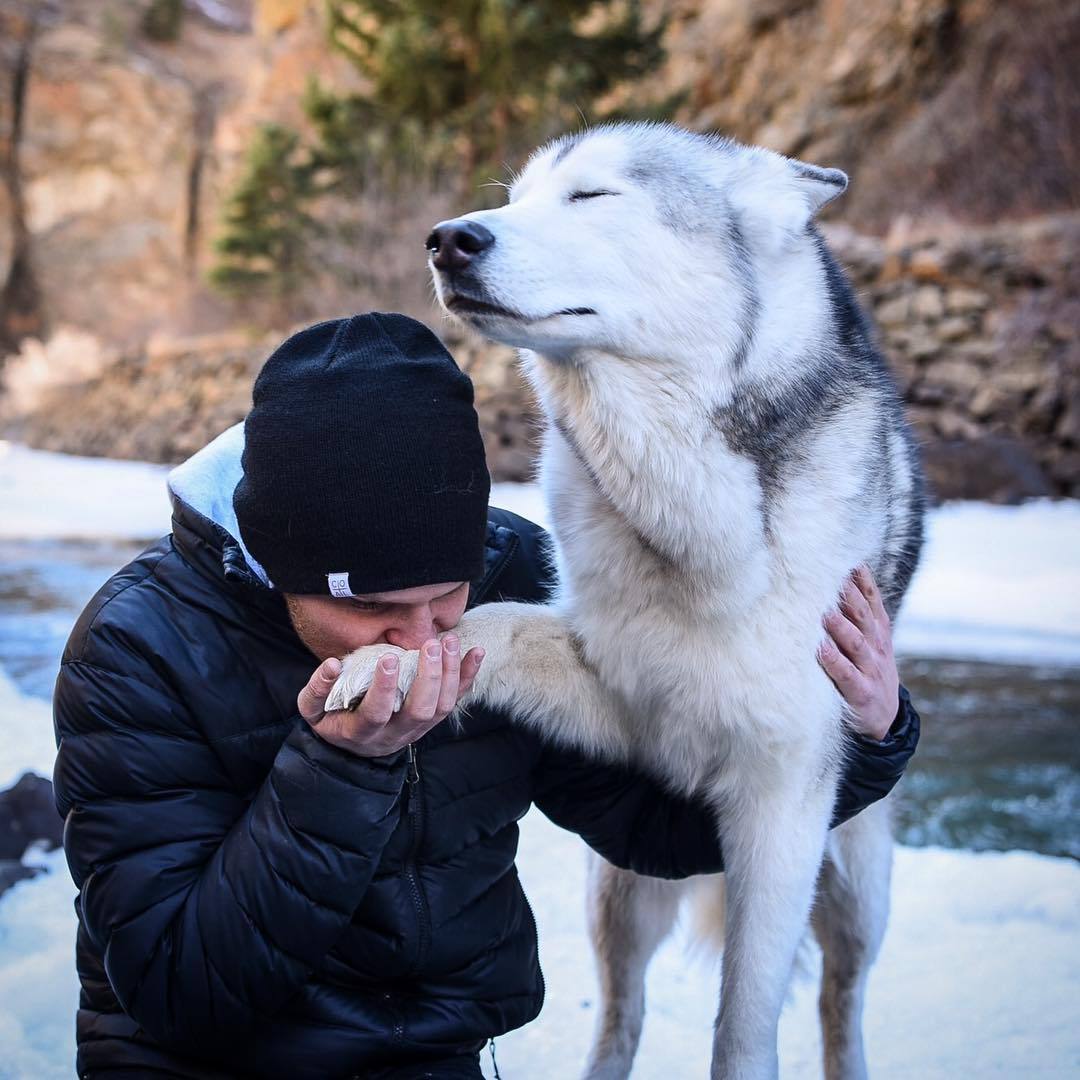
[1,443,1078,1078]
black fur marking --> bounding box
[725,216,761,374]
[552,134,585,169]
[711,360,859,500]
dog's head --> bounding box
[427,123,846,363]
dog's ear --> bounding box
[790,160,849,211]
[728,148,848,252]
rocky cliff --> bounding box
[657,0,1079,231]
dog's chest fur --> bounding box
[522,346,907,793]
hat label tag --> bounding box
[327,572,353,598]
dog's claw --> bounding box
[326,644,417,714]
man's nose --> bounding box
[385,607,439,651]
[425,219,495,271]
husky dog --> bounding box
[329,123,924,1079]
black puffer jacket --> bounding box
[53,449,919,1078]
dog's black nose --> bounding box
[425,219,495,271]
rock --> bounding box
[910,286,945,321]
[0,861,40,898]
[969,385,1012,420]
[920,359,983,393]
[875,295,911,327]
[934,409,983,441]
[946,288,992,315]
[907,331,942,362]
[0,772,62,862]
[948,339,998,365]
[665,0,1080,232]
[908,248,946,283]
[1045,449,1080,497]
[937,316,972,342]
[921,438,1054,504]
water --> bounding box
[0,538,147,700]
[0,539,1077,860]
[895,657,1079,859]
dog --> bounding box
[328,122,925,1079]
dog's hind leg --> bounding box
[812,797,893,1080]
[582,858,689,1080]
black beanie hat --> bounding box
[233,313,491,596]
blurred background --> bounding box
[0,1,1077,1077]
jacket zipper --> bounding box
[520,876,547,1012]
[401,742,431,983]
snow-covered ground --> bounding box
[0,441,171,542]
[0,668,57,790]
[2,813,1077,1080]
[1,446,1078,1078]
[504,818,1080,1080]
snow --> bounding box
[0,441,171,542]
[492,482,1080,667]
[0,667,56,789]
[1,811,1077,1079]
[0,849,79,1080]
[496,813,1080,1080]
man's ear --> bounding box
[727,147,848,252]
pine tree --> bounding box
[319,0,667,188]
[210,1,669,297]
[210,124,318,297]
[142,0,184,43]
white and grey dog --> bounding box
[329,122,925,1079]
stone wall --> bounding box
[827,215,1079,500]
[4,212,1076,502]
[0,324,538,483]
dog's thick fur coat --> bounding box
[329,123,925,1079]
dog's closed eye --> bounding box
[568,189,620,202]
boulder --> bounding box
[0,772,61,862]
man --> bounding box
[54,313,919,1079]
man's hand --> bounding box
[818,566,900,742]
[297,635,484,758]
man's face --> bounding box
[284,581,470,661]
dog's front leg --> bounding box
[708,765,838,1080]
[452,602,629,759]
[328,603,628,758]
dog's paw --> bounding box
[326,644,418,713]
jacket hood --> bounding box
[167,423,272,586]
